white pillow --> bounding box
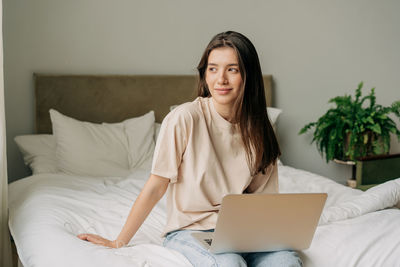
[170,104,282,126]
[124,113,156,169]
[267,107,282,126]
[14,134,59,174]
[154,123,161,141]
[50,109,155,177]
[169,105,179,111]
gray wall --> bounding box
[4,0,400,183]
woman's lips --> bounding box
[215,88,232,95]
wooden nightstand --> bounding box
[337,154,400,190]
[355,154,400,190]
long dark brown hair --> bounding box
[197,31,281,175]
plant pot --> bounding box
[343,131,388,161]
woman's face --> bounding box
[205,47,243,110]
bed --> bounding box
[9,74,400,267]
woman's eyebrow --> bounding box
[208,63,239,66]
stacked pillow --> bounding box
[14,134,58,175]
[15,109,156,177]
[266,107,282,128]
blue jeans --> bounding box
[163,230,303,267]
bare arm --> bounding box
[77,174,170,248]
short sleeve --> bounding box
[151,107,192,183]
[246,163,279,193]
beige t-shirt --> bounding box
[151,97,278,235]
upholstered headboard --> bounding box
[34,74,273,134]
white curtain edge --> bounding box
[0,0,13,266]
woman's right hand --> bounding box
[77,233,123,248]
[77,174,169,250]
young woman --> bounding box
[78,31,302,267]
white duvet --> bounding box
[9,165,400,267]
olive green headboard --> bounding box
[34,74,273,134]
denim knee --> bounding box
[163,230,247,267]
[214,253,247,267]
[245,250,302,267]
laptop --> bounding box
[191,193,327,254]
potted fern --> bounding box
[299,82,400,162]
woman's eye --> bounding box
[229,68,239,73]
[208,67,217,72]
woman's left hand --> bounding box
[77,233,119,248]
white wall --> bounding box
[4,0,400,183]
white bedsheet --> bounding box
[9,169,191,267]
[279,166,400,267]
[9,166,400,267]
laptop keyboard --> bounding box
[204,238,213,246]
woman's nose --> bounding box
[217,71,228,84]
